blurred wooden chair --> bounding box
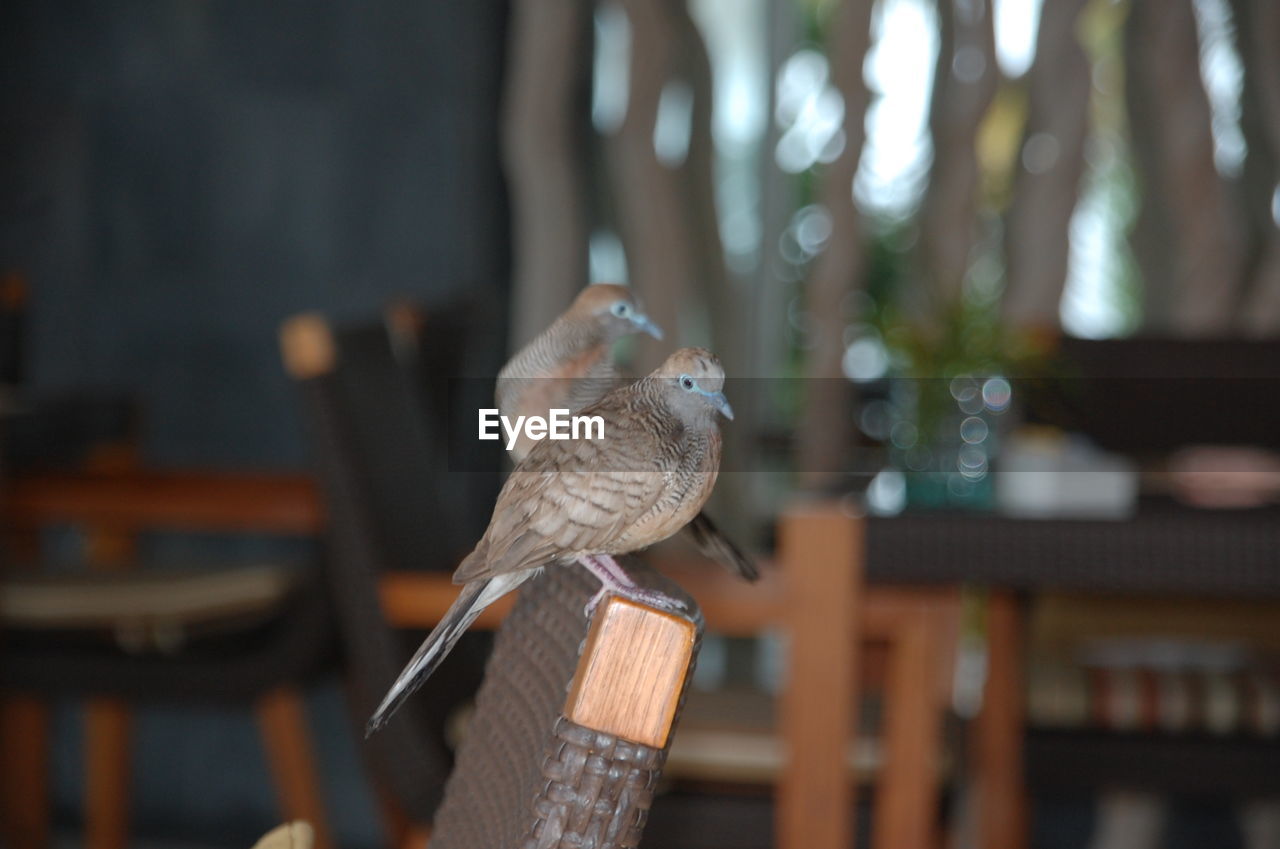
[653,504,969,849]
[0,471,337,849]
[281,310,499,849]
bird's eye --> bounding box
[679,375,695,391]
[611,302,630,317]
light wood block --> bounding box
[564,596,697,748]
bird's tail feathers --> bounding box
[365,572,528,737]
[687,511,759,582]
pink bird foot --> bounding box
[577,554,689,618]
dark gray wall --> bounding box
[2,3,510,846]
[1,0,511,465]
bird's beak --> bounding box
[632,314,664,340]
[707,391,734,420]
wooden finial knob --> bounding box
[1,272,28,310]
[384,299,426,346]
[279,313,336,379]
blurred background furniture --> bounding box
[857,335,1280,849]
[280,309,502,848]
[7,0,1280,844]
[866,502,1280,847]
[0,469,335,849]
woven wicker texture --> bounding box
[867,500,1280,597]
[524,719,665,849]
[429,560,700,849]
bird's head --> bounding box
[652,347,734,421]
[569,283,664,342]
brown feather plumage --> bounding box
[493,285,758,581]
[455,348,724,584]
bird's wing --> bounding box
[453,403,675,583]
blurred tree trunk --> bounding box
[797,0,875,490]
[914,0,999,319]
[1124,0,1243,335]
[748,0,800,521]
[667,0,758,535]
[1234,0,1280,333]
[1227,0,1278,278]
[1000,0,1091,332]
[1122,17,1178,328]
[611,0,702,371]
[502,0,592,349]
[671,0,733,363]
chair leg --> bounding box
[85,697,131,849]
[874,616,943,849]
[973,593,1029,849]
[776,505,863,849]
[374,790,432,849]
[255,688,334,849]
[1,694,50,849]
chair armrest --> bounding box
[1,470,324,535]
[428,563,701,849]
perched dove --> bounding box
[367,347,733,735]
[496,283,662,461]
[497,284,757,581]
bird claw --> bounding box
[583,586,689,619]
[583,588,607,619]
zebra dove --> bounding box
[367,347,732,735]
[498,284,757,581]
[496,283,661,461]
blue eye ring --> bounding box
[611,302,631,317]
[679,374,696,391]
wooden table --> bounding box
[864,500,1280,849]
